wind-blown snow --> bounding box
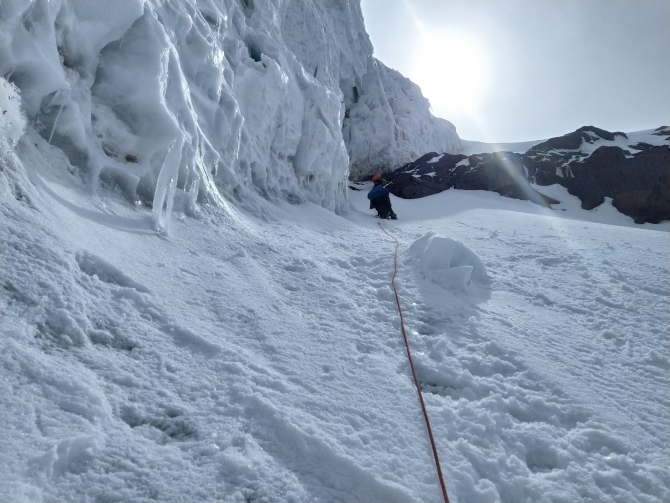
[579,128,668,154]
[0,0,460,228]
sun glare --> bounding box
[411,30,489,117]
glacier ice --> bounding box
[0,76,26,153]
[0,0,460,225]
[343,58,461,180]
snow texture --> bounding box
[0,76,26,153]
[522,127,669,167]
[0,0,460,229]
[2,130,669,501]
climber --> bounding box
[368,173,397,220]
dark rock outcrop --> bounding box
[385,151,559,207]
[381,126,669,224]
[523,127,670,223]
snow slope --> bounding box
[2,114,669,501]
[459,138,544,155]
[0,0,460,223]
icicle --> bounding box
[153,137,184,233]
[48,87,71,145]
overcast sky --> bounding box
[361,0,670,143]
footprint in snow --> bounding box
[178,266,198,277]
[76,250,150,293]
[283,258,314,273]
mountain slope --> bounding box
[2,123,669,501]
[386,126,669,224]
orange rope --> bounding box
[378,222,450,503]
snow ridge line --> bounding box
[377,222,450,503]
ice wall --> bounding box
[343,59,461,180]
[0,77,26,154]
[0,0,460,222]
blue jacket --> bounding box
[368,185,389,200]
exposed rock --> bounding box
[383,126,669,224]
[530,126,627,151]
[652,125,670,141]
[385,151,559,207]
[523,127,670,224]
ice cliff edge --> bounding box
[0,0,460,222]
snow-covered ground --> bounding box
[3,124,669,502]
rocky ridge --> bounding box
[524,126,669,223]
[384,126,669,224]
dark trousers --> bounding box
[370,194,395,219]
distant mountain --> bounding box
[383,126,669,224]
[459,138,544,155]
[524,126,669,223]
[384,150,559,207]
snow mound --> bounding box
[409,232,488,290]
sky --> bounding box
[361,0,670,143]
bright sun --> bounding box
[411,30,489,117]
